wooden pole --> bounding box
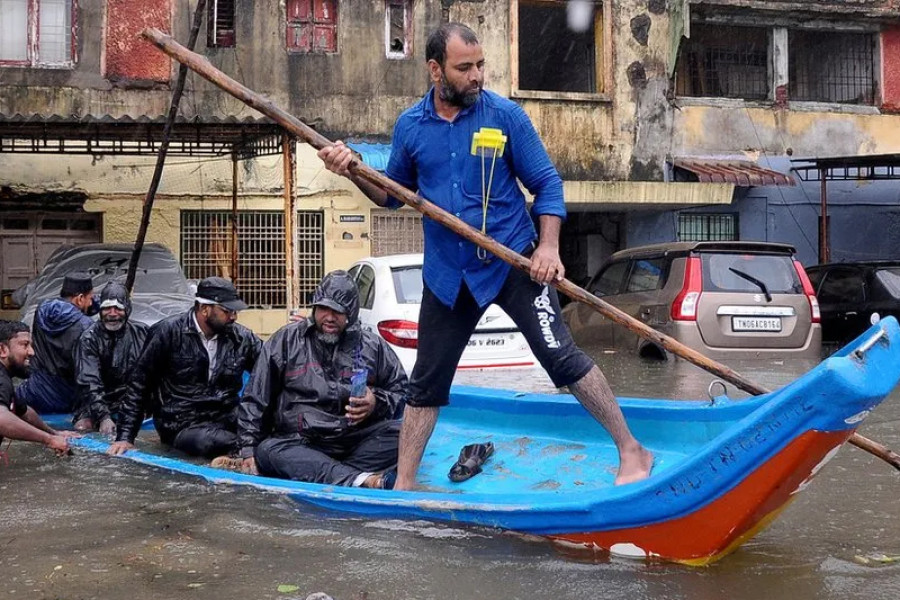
[283,133,298,312]
[126,0,207,293]
[231,152,239,284]
[141,27,900,472]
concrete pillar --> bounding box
[771,27,789,105]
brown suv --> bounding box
[562,241,822,360]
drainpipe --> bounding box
[283,134,297,312]
[819,170,829,264]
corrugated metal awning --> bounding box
[672,158,795,187]
[0,113,284,158]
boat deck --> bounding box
[416,398,730,494]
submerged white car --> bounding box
[348,254,537,375]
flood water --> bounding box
[2,349,899,600]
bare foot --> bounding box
[74,417,94,432]
[614,445,654,486]
[361,474,382,489]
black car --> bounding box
[805,261,900,345]
[16,243,196,328]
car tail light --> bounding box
[793,260,821,323]
[671,256,702,321]
[377,319,418,349]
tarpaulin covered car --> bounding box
[16,243,196,327]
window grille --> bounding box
[294,210,325,306]
[181,210,286,309]
[517,0,601,94]
[208,0,236,48]
[0,0,74,66]
[286,0,337,53]
[678,213,737,242]
[789,31,874,105]
[675,25,769,100]
[370,210,423,256]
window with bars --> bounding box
[789,30,874,105]
[181,211,287,309]
[286,0,337,53]
[208,0,236,48]
[516,0,602,94]
[294,210,325,307]
[385,0,411,59]
[677,213,738,242]
[0,0,74,67]
[370,210,423,256]
[675,25,769,100]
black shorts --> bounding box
[406,265,594,408]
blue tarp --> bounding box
[346,142,392,172]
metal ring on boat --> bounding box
[707,380,728,404]
[853,327,887,360]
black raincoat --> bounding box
[238,271,407,458]
[116,309,262,445]
[75,321,148,424]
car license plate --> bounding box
[467,335,508,347]
[732,316,782,332]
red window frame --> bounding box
[0,0,77,68]
[286,0,337,53]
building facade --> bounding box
[2,0,900,333]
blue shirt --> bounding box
[385,88,566,308]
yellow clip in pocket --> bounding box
[470,127,507,158]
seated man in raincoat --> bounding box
[15,272,97,427]
[107,277,261,459]
[75,281,148,435]
[220,270,407,489]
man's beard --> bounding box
[8,361,29,379]
[102,317,125,332]
[439,72,481,108]
[314,330,341,345]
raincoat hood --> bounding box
[311,270,360,328]
[35,298,91,337]
[99,281,132,318]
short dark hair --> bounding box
[426,22,479,67]
[0,320,29,345]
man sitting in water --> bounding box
[0,320,74,458]
[75,281,148,435]
[107,277,261,459]
[215,270,407,489]
[15,272,97,427]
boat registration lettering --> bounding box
[732,316,782,332]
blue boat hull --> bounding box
[46,317,900,564]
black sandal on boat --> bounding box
[448,442,494,482]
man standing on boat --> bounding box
[0,320,74,458]
[217,270,406,489]
[75,281,148,435]
[16,272,98,428]
[107,277,261,459]
[318,23,653,490]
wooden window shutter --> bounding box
[208,0,236,47]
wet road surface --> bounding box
[1,349,898,600]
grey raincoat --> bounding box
[237,271,407,459]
